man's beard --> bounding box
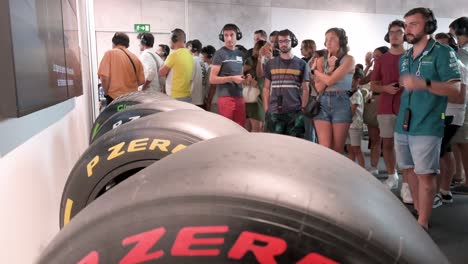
[280,47,291,53]
[406,33,424,44]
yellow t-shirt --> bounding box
[164,48,193,98]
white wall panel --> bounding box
[272,7,456,64]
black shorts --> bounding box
[440,116,460,157]
[105,95,114,105]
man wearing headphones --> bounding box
[263,29,310,137]
[156,44,170,92]
[137,33,164,92]
[159,28,193,102]
[209,24,246,126]
[395,8,461,231]
[245,29,268,60]
[201,45,217,112]
[370,20,407,195]
[188,39,207,107]
[449,17,468,195]
[269,31,280,58]
[156,44,170,61]
[98,32,145,104]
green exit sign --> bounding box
[134,24,150,33]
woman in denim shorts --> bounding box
[310,28,355,154]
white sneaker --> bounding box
[433,193,443,208]
[367,167,379,176]
[400,183,413,204]
[384,173,399,189]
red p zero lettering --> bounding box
[77,251,99,264]
[228,231,287,263]
[171,226,229,256]
[296,253,339,264]
[120,227,166,264]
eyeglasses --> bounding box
[389,30,404,36]
[278,39,291,45]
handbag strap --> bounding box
[310,83,322,99]
[148,51,161,69]
[118,48,137,77]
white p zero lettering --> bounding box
[112,120,123,129]
[128,116,141,121]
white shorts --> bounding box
[347,128,362,147]
[377,114,397,138]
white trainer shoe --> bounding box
[384,173,399,189]
[400,183,413,204]
[367,167,379,176]
[433,193,443,208]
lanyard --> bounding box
[404,40,436,106]
[404,40,436,77]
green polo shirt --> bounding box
[396,39,461,137]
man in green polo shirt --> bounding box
[395,7,461,231]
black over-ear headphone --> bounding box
[324,28,348,50]
[171,30,178,43]
[140,34,148,46]
[219,24,242,42]
[447,33,459,51]
[424,8,438,35]
[384,20,407,43]
[285,29,298,48]
[205,47,215,59]
[160,45,169,57]
[338,28,348,48]
[450,17,468,36]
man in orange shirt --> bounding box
[98,32,145,104]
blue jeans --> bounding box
[313,91,352,123]
[394,133,442,175]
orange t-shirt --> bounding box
[98,46,145,99]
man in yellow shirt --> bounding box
[159,29,194,101]
[98,32,145,104]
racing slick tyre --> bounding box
[90,100,202,143]
[60,110,247,228]
[45,133,448,264]
[90,91,171,143]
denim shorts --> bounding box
[313,91,352,123]
[394,133,442,175]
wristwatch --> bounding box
[425,78,432,89]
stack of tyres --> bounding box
[60,109,247,228]
[41,133,449,264]
[90,91,172,143]
[91,100,203,143]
